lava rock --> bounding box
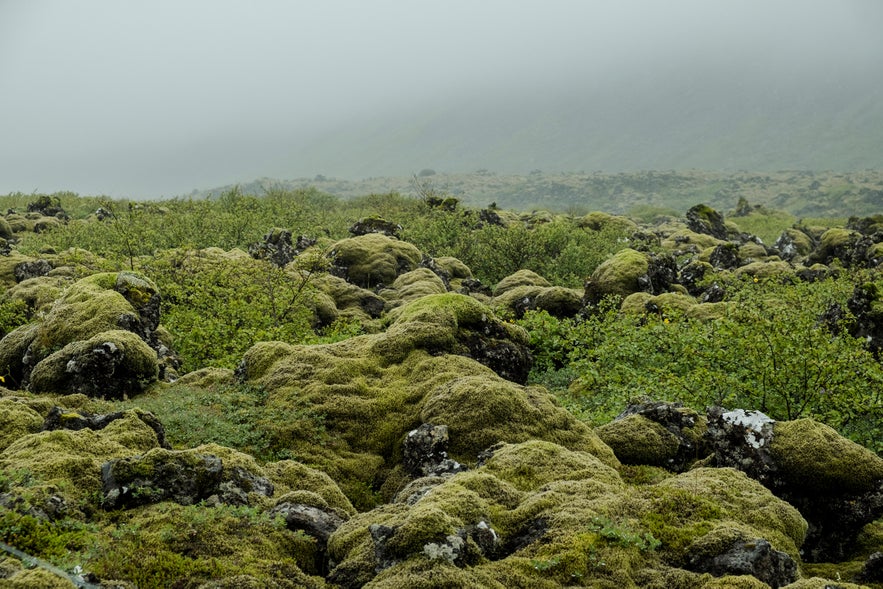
[13,260,52,282]
[688,538,798,588]
[403,424,467,478]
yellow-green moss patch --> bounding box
[771,418,883,494]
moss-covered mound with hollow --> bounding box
[493,284,584,319]
[237,293,612,508]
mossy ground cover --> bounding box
[1,189,882,587]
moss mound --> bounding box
[0,271,163,390]
[326,443,808,588]
[28,329,159,397]
[771,418,883,494]
[0,409,162,506]
[494,269,551,296]
[585,248,650,304]
[493,285,583,319]
[328,233,422,288]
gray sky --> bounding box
[1,0,881,197]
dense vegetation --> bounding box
[2,177,883,588]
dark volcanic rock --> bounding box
[706,408,883,562]
[43,406,170,449]
[856,551,883,583]
[686,204,728,240]
[403,424,467,478]
[708,243,741,270]
[349,217,402,238]
[13,259,52,282]
[101,449,273,509]
[248,227,296,267]
[688,538,797,588]
[705,407,778,486]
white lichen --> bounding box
[722,409,775,448]
[423,534,464,563]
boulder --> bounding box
[403,424,467,478]
[584,248,649,304]
[686,204,729,240]
[707,409,883,561]
[0,271,167,390]
[248,227,296,266]
[493,285,583,319]
[27,330,159,398]
[596,401,706,472]
[774,229,814,261]
[687,538,797,588]
[13,259,53,282]
[494,269,551,296]
[101,446,274,509]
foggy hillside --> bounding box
[272,62,883,179]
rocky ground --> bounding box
[1,197,883,588]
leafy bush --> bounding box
[520,275,883,452]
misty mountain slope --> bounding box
[276,64,883,178]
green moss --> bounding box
[0,251,35,290]
[313,274,382,323]
[478,440,622,492]
[87,502,325,588]
[328,233,422,288]
[0,410,161,505]
[586,248,650,302]
[28,329,159,396]
[3,275,70,315]
[738,242,768,260]
[382,268,447,303]
[733,260,793,279]
[0,398,44,452]
[782,578,867,589]
[367,559,508,588]
[493,285,583,318]
[3,567,78,588]
[234,293,610,508]
[661,229,725,251]
[172,367,236,388]
[771,418,883,494]
[653,467,807,559]
[818,227,859,250]
[779,229,814,256]
[24,272,156,366]
[265,459,356,518]
[432,256,472,279]
[0,323,40,385]
[577,211,638,233]
[596,415,681,467]
[422,378,619,469]
[495,269,551,296]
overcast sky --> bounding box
[1,0,881,197]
